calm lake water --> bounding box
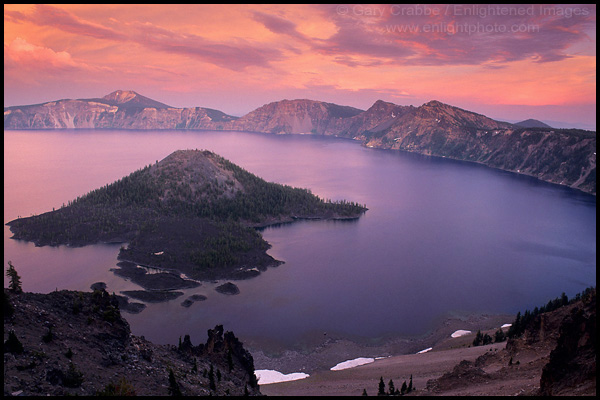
[4,129,596,349]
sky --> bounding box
[4,4,597,129]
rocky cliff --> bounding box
[3,288,261,396]
[3,90,238,130]
[356,101,596,195]
[4,91,596,194]
[538,289,596,395]
[228,98,363,134]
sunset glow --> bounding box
[4,4,596,128]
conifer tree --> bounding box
[473,329,482,346]
[482,333,493,345]
[494,328,506,343]
[6,261,22,293]
[388,379,395,395]
[209,364,216,391]
[168,368,182,396]
[4,330,24,354]
[378,377,385,396]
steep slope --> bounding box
[3,288,261,396]
[100,90,172,109]
[229,99,363,134]
[424,288,596,396]
[6,150,366,282]
[361,101,596,195]
[330,99,414,139]
[258,289,596,397]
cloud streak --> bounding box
[3,4,596,127]
[303,4,596,67]
[5,4,283,70]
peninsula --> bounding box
[6,150,367,284]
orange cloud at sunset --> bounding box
[4,4,596,129]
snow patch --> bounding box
[255,370,309,385]
[501,323,512,328]
[451,330,471,338]
[330,357,375,371]
[417,347,433,354]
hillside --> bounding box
[3,288,261,396]
[258,288,596,396]
[6,150,366,283]
[4,91,596,195]
[356,101,596,195]
[230,99,364,134]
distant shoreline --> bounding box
[4,128,596,196]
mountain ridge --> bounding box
[4,91,596,195]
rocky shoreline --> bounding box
[247,312,514,375]
[255,289,596,396]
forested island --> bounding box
[7,150,367,283]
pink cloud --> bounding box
[6,4,283,71]
[4,37,89,71]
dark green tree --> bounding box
[407,374,413,393]
[63,362,84,388]
[473,329,482,346]
[6,261,22,293]
[388,379,395,395]
[227,349,234,372]
[378,376,385,396]
[3,291,14,318]
[209,364,216,391]
[494,328,506,343]
[400,380,407,395]
[4,330,24,354]
[482,333,493,345]
[168,368,182,396]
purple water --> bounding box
[4,129,596,349]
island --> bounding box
[7,150,367,288]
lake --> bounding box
[3,129,596,350]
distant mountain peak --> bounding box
[515,119,553,129]
[102,90,172,109]
[423,100,447,107]
[103,90,139,103]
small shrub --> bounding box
[97,377,137,396]
[63,362,84,388]
[4,330,24,354]
[42,326,54,343]
[65,348,73,359]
